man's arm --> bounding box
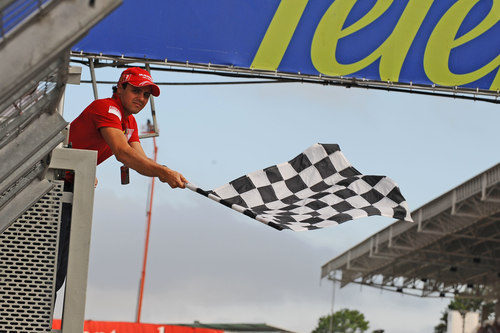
[129,140,148,158]
[99,127,187,188]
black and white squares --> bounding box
[192,143,412,231]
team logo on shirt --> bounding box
[108,106,122,121]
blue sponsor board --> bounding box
[73,0,500,91]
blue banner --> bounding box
[73,0,500,92]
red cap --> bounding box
[118,67,160,97]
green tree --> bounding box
[312,308,370,333]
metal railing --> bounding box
[70,52,500,104]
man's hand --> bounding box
[160,166,187,189]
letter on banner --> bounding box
[251,0,309,70]
[311,0,432,82]
[424,0,500,90]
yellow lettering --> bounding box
[424,0,500,90]
[250,0,309,70]
[311,0,432,81]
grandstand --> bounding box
[321,163,500,318]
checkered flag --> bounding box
[187,143,412,231]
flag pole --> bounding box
[185,183,278,228]
[136,133,158,323]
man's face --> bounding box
[117,84,152,116]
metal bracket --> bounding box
[48,147,97,333]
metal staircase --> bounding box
[0,56,68,233]
[0,0,121,229]
[0,1,121,332]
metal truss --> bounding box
[69,52,500,104]
[321,163,500,301]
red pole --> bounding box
[136,136,157,323]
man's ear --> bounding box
[116,83,124,96]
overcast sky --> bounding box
[54,65,500,333]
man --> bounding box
[68,66,187,187]
[56,67,187,292]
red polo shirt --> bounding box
[68,94,140,165]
